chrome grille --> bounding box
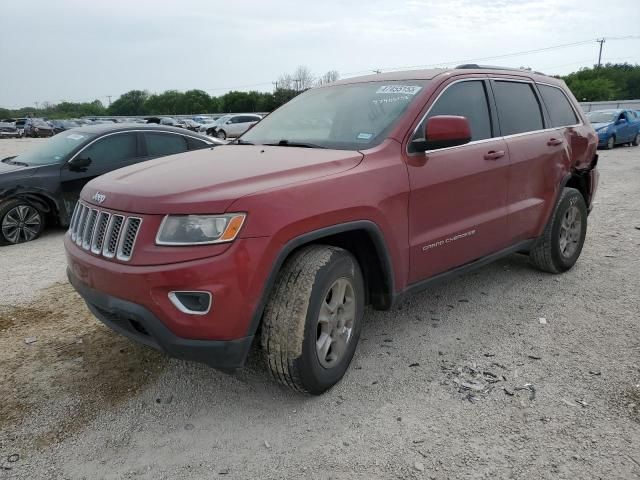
[67,201,142,262]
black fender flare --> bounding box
[246,220,395,337]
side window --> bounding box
[230,116,242,124]
[82,133,138,164]
[538,84,579,128]
[186,136,209,150]
[414,80,492,145]
[492,81,544,136]
[145,132,188,156]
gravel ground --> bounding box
[0,138,639,479]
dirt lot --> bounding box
[0,138,639,479]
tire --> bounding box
[632,132,640,147]
[0,199,45,245]
[261,245,365,395]
[604,135,615,150]
[216,130,227,140]
[529,187,587,274]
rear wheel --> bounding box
[529,187,587,273]
[0,199,45,245]
[261,245,365,394]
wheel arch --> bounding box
[1,190,61,224]
[248,220,395,337]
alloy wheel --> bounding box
[1,205,42,243]
[316,277,356,368]
[558,205,581,258]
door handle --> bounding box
[547,138,564,146]
[483,150,505,160]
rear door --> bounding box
[60,131,142,208]
[142,131,189,159]
[491,79,565,242]
[405,77,511,283]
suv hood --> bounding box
[82,145,364,214]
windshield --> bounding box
[14,131,96,165]
[241,81,428,150]
[587,111,616,123]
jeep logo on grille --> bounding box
[92,192,106,204]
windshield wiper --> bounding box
[263,140,326,149]
[1,157,29,167]
[232,139,254,145]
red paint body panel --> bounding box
[65,68,599,349]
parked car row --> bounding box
[0,114,265,140]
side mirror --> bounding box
[411,115,472,152]
[226,120,232,124]
[68,156,92,171]
[616,117,626,125]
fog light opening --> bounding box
[168,291,212,315]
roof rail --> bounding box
[455,64,547,75]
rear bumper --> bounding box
[68,267,254,370]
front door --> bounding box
[405,78,510,283]
[59,132,141,210]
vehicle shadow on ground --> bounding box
[139,251,547,407]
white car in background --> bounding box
[207,114,262,140]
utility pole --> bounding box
[106,95,112,107]
[373,69,382,74]
[272,81,279,92]
[35,101,39,110]
[596,38,606,68]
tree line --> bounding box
[2,63,638,120]
[562,63,640,102]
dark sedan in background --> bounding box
[51,119,81,134]
[0,124,221,245]
[25,118,55,137]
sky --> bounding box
[1,0,639,109]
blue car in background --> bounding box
[587,109,640,149]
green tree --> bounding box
[108,90,149,116]
[563,63,640,100]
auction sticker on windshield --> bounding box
[376,85,422,95]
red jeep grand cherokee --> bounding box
[65,66,599,394]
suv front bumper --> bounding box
[68,268,254,370]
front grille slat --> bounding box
[75,205,89,245]
[116,217,142,261]
[67,201,142,262]
[82,209,98,250]
[91,212,110,254]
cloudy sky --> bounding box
[1,0,639,108]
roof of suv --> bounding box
[332,66,558,86]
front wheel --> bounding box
[529,188,587,273]
[261,245,365,395]
[216,130,227,140]
[0,199,45,245]
[632,132,640,147]
[604,136,615,150]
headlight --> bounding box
[156,214,246,245]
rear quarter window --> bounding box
[492,81,544,136]
[538,84,579,127]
